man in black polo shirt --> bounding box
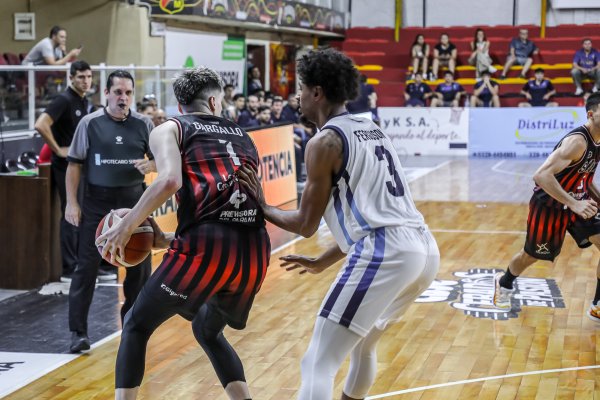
[34,60,92,281]
[65,70,154,352]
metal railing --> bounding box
[0,64,186,141]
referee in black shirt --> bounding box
[34,60,92,281]
[65,70,155,352]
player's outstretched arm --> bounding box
[96,121,182,261]
[533,134,598,219]
[239,129,343,237]
[280,242,346,275]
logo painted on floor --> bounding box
[416,268,565,320]
[0,352,77,397]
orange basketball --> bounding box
[95,208,154,268]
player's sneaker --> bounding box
[587,302,600,322]
[492,272,514,309]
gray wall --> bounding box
[350,0,600,28]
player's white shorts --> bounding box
[319,225,440,336]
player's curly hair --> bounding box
[173,66,223,105]
[297,48,359,104]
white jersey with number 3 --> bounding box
[322,113,425,253]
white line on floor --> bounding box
[491,159,533,178]
[431,228,525,235]
[365,364,600,399]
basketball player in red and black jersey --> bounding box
[96,67,270,400]
[494,92,600,321]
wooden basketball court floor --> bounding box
[7,157,600,400]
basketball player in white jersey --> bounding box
[237,48,440,400]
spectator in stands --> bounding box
[431,71,465,107]
[22,26,82,66]
[410,34,430,80]
[347,74,376,114]
[237,93,259,127]
[152,108,166,126]
[248,66,263,94]
[263,93,274,108]
[142,93,157,108]
[139,102,155,116]
[500,29,538,80]
[471,70,500,107]
[571,38,600,96]
[271,96,285,123]
[230,93,246,122]
[431,33,457,81]
[468,28,497,79]
[404,72,433,107]
[256,105,272,127]
[281,93,300,123]
[222,84,235,107]
[519,68,558,107]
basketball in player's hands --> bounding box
[95,208,153,268]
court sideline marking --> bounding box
[491,159,534,178]
[365,364,600,399]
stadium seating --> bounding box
[341,24,600,107]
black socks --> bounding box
[499,268,518,290]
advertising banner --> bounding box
[470,107,587,158]
[248,124,297,207]
[165,29,245,94]
[378,107,469,156]
[140,0,345,33]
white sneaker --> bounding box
[588,302,600,322]
[489,66,497,73]
[492,272,514,309]
[97,269,117,281]
[575,87,584,96]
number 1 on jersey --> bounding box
[219,140,241,166]
[375,145,404,197]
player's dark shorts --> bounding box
[524,196,600,261]
[144,223,270,329]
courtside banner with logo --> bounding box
[470,107,588,158]
[248,124,297,207]
[378,107,469,156]
[165,29,245,94]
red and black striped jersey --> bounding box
[171,114,263,234]
[533,125,600,208]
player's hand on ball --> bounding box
[280,254,325,275]
[95,210,134,265]
[237,165,265,206]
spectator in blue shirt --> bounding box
[471,70,500,107]
[431,71,465,107]
[500,29,538,80]
[519,68,558,107]
[404,72,433,107]
[571,38,600,96]
[237,94,259,127]
[280,93,300,123]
